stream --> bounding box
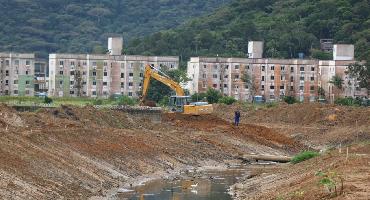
[116,165,249,200]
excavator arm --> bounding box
[141,64,185,103]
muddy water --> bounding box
[117,166,248,200]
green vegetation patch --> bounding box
[291,151,320,164]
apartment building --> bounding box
[187,42,368,102]
[0,53,35,96]
[49,37,179,98]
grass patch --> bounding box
[291,151,320,164]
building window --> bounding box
[224,75,228,79]
[139,73,143,77]
[213,84,217,88]
[83,61,87,66]
[121,82,124,88]
[281,76,284,80]
[310,76,315,81]
[92,71,96,76]
[234,65,240,70]
[300,66,305,72]
[26,70,29,75]
[290,86,294,91]
[93,81,96,86]
[129,82,133,86]
[271,76,275,80]
[14,80,18,84]
[213,74,218,79]
[300,76,304,81]
[104,72,108,76]
[25,90,30,95]
[70,91,75,95]
[103,82,107,86]
[280,85,284,90]
[202,74,206,79]
[13,90,18,94]
[59,80,63,85]
[92,62,97,66]
[71,61,75,66]
[59,71,63,75]
[26,80,30,85]
[281,66,285,71]
[59,61,64,66]
[121,73,124,78]
[129,73,133,77]
[14,60,19,65]
[234,75,240,79]
[270,85,275,89]
[226,65,229,69]
[92,91,97,95]
[310,86,315,91]
[262,76,265,81]
[247,65,250,70]
[26,60,31,66]
[291,67,294,72]
[128,92,133,96]
[104,62,107,66]
[311,67,315,71]
[5,80,9,85]
[5,70,9,76]
[70,81,74,85]
[299,86,304,90]
[290,76,294,82]
[121,63,125,69]
[213,65,218,70]
[270,66,275,70]
[5,60,9,66]
[203,65,207,69]
[70,71,75,76]
[261,85,265,91]
[262,66,265,71]
[224,84,228,88]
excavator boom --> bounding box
[140,64,213,115]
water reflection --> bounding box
[117,167,248,200]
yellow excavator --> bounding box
[141,64,213,115]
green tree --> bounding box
[206,88,222,104]
[347,59,370,96]
[329,75,344,99]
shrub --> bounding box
[334,97,361,106]
[92,98,103,105]
[206,88,222,104]
[291,151,319,164]
[44,96,53,104]
[191,93,207,102]
[116,95,136,106]
[218,96,237,105]
[283,96,298,104]
[266,102,277,108]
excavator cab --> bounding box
[169,96,192,113]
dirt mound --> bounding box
[0,104,25,128]
[214,103,370,127]
[163,114,304,153]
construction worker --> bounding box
[234,110,241,126]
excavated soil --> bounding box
[0,103,368,199]
[0,104,298,199]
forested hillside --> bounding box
[0,0,230,57]
[127,0,370,61]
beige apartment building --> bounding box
[187,42,368,102]
[0,53,36,96]
[49,37,179,98]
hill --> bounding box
[0,0,230,57]
[127,0,370,61]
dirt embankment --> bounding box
[214,103,370,149]
[232,143,370,200]
[0,105,298,199]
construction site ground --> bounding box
[0,103,368,199]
